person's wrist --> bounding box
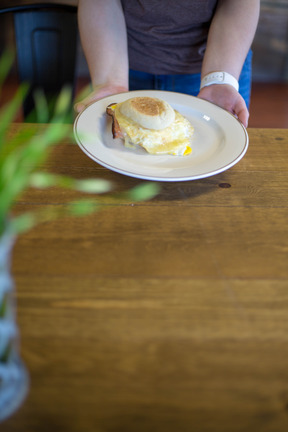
[200,71,239,92]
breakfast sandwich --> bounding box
[106,96,194,156]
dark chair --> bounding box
[0,3,78,121]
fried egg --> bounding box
[109,101,194,156]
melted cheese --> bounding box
[113,104,194,156]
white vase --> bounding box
[0,229,29,422]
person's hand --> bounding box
[198,85,249,128]
[74,84,128,113]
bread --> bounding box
[119,97,175,130]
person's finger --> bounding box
[74,85,128,113]
[233,98,249,128]
[74,93,99,113]
[74,101,86,113]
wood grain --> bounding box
[2,125,288,432]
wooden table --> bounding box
[3,124,288,431]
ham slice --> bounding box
[106,104,124,139]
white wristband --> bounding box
[200,71,239,92]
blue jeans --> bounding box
[129,50,253,108]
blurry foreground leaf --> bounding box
[52,86,73,121]
[73,179,112,194]
[0,84,28,145]
[33,89,50,123]
[29,173,112,194]
[0,50,14,89]
[128,183,160,201]
[9,213,37,235]
[67,200,100,216]
[73,83,92,104]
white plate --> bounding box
[73,90,248,182]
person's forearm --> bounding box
[78,0,129,89]
[202,0,260,79]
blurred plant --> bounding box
[0,51,159,237]
[0,50,160,423]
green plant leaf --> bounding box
[0,50,14,88]
[67,200,100,216]
[0,84,28,147]
[52,86,73,121]
[8,212,37,235]
[29,172,57,188]
[29,173,112,194]
[73,179,112,194]
[128,183,160,201]
[73,83,92,104]
[33,88,50,123]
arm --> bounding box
[75,0,129,112]
[198,0,260,127]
